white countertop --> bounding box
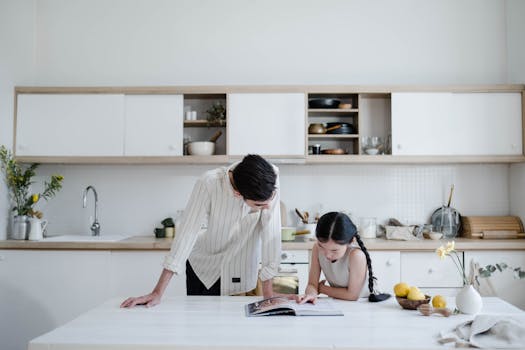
[29,296,524,350]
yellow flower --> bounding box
[436,246,447,260]
[32,194,39,203]
[445,241,455,253]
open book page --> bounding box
[245,297,343,317]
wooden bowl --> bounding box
[321,148,346,155]
[396,295,431,310]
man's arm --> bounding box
[120,268,174,308]
[121,176,211,308]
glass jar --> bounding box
[359,217,377,238]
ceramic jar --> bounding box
[455,284,483,314]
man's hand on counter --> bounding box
[120,291,161,308]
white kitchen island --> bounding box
[28,296,524,350]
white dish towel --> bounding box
[439,314,525,348]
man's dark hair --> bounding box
[232,154,276,201]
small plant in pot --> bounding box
[205,102,226,126]
[0,145,64,239]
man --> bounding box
[121,154,281,307]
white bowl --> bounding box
[425,232,443,240]
[365,148,379,155]
[188,141,215,156]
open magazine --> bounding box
[245,296,344,317]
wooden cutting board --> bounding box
[461,216,525,239]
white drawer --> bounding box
[369,251,401,293]
[401,252,464,288]
[281,250,309,263]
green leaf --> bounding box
[496,264,503,272]
[487,265,497,273]
[479,270,492,278]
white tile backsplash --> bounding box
[27,162,513,236]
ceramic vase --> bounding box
[455,284,482,314]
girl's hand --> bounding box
[318,279,327,294]
[296,294,318,304]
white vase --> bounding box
[455,284,483,314]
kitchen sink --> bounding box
[43,234,127,242]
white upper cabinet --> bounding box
[391,92,523,156]
[228,93,306,157]
[16,94,125,156]
[124,95,183,156]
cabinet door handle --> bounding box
[281,253,288,260]
[386,259,392,267]
[168,144,177,151]
[428,268,434,274]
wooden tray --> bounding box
[461,216,524,239]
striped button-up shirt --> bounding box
[163,162,281,295]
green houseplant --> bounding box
[205,102,226,126]
[0,145,63,238]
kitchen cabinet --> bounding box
[307,93,360,155]
[0,250,111,350]
[14,85,525,163]
[391,92,523,156]
[464,251,525,309]
[369,251,400,294]
[109,251,186,297]
[124,95,184,156]
[227,93,306,157]
[183,94,227,156]
[400,252,463,296]
[16,94,125,156]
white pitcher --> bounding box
[27,218,48,241]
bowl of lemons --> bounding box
[393,282,431,310]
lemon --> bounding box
[407,286,425,301]
[393,282,410,297]
[432,295,447,308]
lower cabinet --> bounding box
[400,252,463,296]
[109,251,186,297]
[0,250,112,350]
[0,250,185,350]
[369,251,401,294]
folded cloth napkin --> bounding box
[439,314,525,348]
[385,225,418,241]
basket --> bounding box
[395,295,431,310]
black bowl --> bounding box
[325,123,355,134]
[308,98,341,109]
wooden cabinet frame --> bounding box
[13,85,525,164]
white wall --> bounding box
[1,0,521,239]
[34,0,507,85]
[507,0,525,221]
[0,0,35,240]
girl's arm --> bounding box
[318,248,367,301]
[297,244,322,304]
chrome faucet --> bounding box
[82,185,100,236]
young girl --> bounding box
[297,212,390,303]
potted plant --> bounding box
[205,102,226,126]
[0,145,64,239]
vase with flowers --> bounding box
[0,145,64,239]
[436,241,525,314]
[436,241,482,314]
